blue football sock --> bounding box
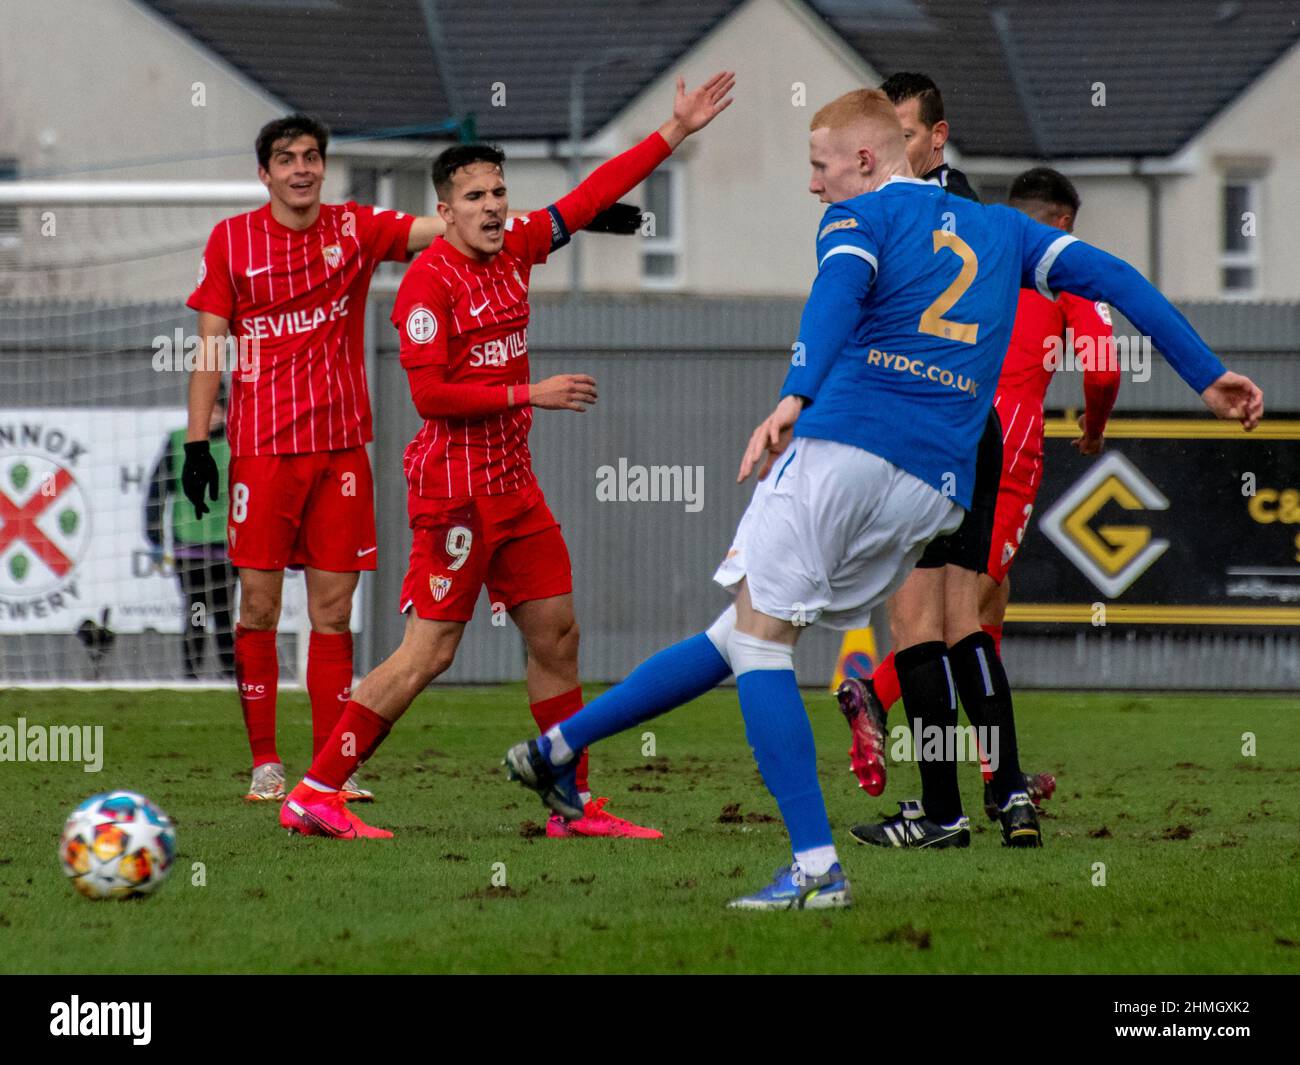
[737,668,833,855]
[555,633,731,754]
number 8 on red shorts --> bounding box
[226,446,377,571]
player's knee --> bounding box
[408,659,446,692]
[726,629,794,675]
[558,616,580,659]
[891,601,943,650]
[705,605,737,666]
[423,628,461,678]
[238,590,280,630]
[888,610,908,650]
[308,596,353,634]
[401,646,454,694]
[530,613,580,669]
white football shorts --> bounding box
[713,437,962,630]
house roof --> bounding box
[141,0,744,140]
[142,0,1300,157]
[814,0,1300,158]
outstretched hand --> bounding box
[1201,371,1264,431]
[586,202,644,235]
[738,395,804,483]
[660,71,736,148]
[530,373,597,412]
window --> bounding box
[347,165,380,207]
[1220,176,1260,296]
[640,167,682,288]
[0,158,19,249]
[392,167,429,218]
[346,163,427,216]
[346,160,428,287]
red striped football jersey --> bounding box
[994,288,1118,489]
[392,209,556,499]
[187,201,413,456]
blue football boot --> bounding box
[727,862,852,911]
[503,738,584,820]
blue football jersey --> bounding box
[784,177,1073,509]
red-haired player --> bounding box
[842,167,1120,816]
[278,72,736,841]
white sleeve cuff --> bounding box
[1034,234,1079,300]
[819,244,878,273]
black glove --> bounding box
[181,440,220,520]
[586,202,644,235]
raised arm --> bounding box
[1064,295,1120,454]
[1028,229,1263,429]
[550,71,735,238]
[407,204,643,254]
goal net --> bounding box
[0,189,361,686]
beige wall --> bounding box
[0,0,284,300]
[462,0,882,297]
[4,0,1294,305]
[1067,175,1153,279]
[1157,39,1300,301]
[965,44,1300,301]
[570,0,880,296]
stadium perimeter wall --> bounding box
[1,294,1298,689]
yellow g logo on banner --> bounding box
[1039,452,1170,598]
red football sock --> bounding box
[872,650,902,714]
[307,631,354,757]
[306,699,391,791]
[982,623,1003,659]
[234,625,279,766]
[530,686,589,797]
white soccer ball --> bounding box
[58,790,176,900]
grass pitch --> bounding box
[2,686,1298,974]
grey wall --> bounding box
[3,293,1299,688]
[370,295,849,685]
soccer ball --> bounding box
[58,790,176,900]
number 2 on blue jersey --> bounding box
[918,230,980,345]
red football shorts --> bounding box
[227,445,377,572]
[986,467,1040,585]
[400,485,573,623]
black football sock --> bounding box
[949,630,1024,807]
[896,640,963,825]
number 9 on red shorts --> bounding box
[399,486,573,623]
